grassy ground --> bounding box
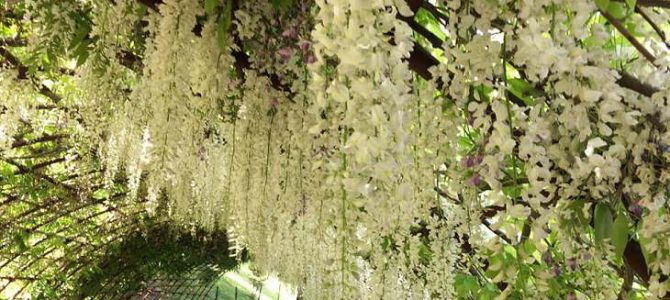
[203,263,296,300]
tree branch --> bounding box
[0,46,63,103]
[11,134,68,149]
[2,158,75,192]
[636,7,670,49]
[0,37,26,47]
[636,0,670,8]
[601,10,658,67]
[10,157,66,175]
[624,240,651,284]
[617,71,660,97]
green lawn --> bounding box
[204,263,296,300]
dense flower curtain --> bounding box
[1,0,670,298]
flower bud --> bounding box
[542,251,553,265]
[300,41,311,53]
[278,47,294,62]
[304,53,316,64]
[281,28,298,39]
[628,203,643,218]
[270,98,280,110]
[568,258,577,272]
[467,174,481,186]
[461,156,475,168]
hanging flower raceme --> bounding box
[3,0,670,298]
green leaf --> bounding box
[607,2,627,19]
[205,0,218,16]
[216,0,233,51]
[92,189,110,200]
[595,0,610,11]
[558,199,589,241]
[515,265,532,290]
[507,78,535,106]
[271,0,293,11]
[508,78,532,94]
[14,231,28,251]
[418,242,433,264]
[479,283,499,300]
[43,124,58,135]
[503,185,523,199]
[503,245,517,260]
[1,162,15,176]
[625,0,637,9]
[628,290,646,300]
[523,239,536,256]
[380,235,395,252]
[611,215,629,259]
[638,220,654,264]
[415,8,446,41]
[474,84,494,102]
[594,203,613,244]
[135,4,149,17]
[454,273,479,297]
[75,48,90,67]
[458,136,474,150]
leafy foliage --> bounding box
[75,225,240,298]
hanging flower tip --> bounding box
[303,53,316,64]
[277,47,294,62]
[281,28,298,39]
[300,41,311,52]
[467,174,481,186]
